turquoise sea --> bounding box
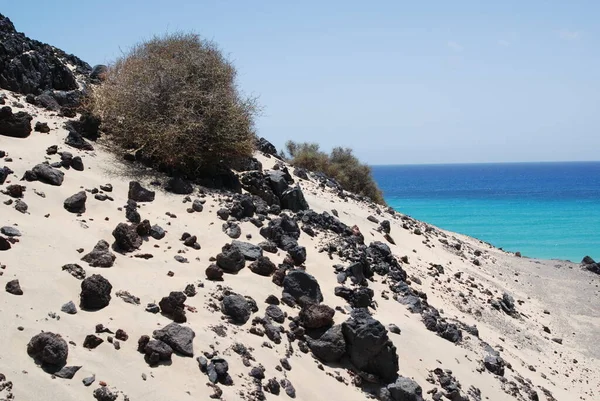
[371,162,600,262]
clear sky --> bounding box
[4,1,599,164]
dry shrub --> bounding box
[284,141,385,205]
[92,32,258,175]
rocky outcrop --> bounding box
[256,137,278,156]
[0,13,91,96]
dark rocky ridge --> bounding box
[0,13,93,112]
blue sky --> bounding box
[4,1,599,164]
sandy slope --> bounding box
[0,90,598,401]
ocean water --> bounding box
[371,162,600,262]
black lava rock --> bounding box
[27,332,68,366]
[80,274,112,310]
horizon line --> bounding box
[370,160,600,167]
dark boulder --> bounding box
[230,194,256,219]
[65,130,93,151]
[64,112,101,140]
[282,270,323,304]
[259,214,300,248]
[380,220,391,234]
[125,200,140,223]
[159,292,187,323]
[71,156,84,171]
[259,240,278,254]
[0,165,11,184]
[222,294,252,324]
[205,264,224,281]
[299,303,335,329]
[585,263,600,274]
[153,322,195,356]
[0,236,11,251]
[1,226,21,237]
[112,223,142,253]
[387,376,424,401]
[240,171,280,206]
[81,240,116,267]
[34,92,60,111]
[223,221,241,239]
[63,191,87,213]
[192,199,204,212]
[80,274,112,310]
[484,355,505,376]
[83,334,104,349]
[136,219,152,236]
[4,183,25,198]
[265,305,286,324]
[31,163,64,186]
[249,256,277,276]
[150,225,166,240]
[281,186,309,212]
[342,308,399,383]
[267,170,290,198]
[0,106,32,138]
[128,181,155,202]
[144,339,173,364]
[216,243,246,273]
[27,332,68,366]
[306,325,346,363]
[582,255,595,265]
[231,240,263,261]
[34,121,51,132]
[287,245,307,266]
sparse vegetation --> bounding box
[283,141,386,205]
[92,32,258,176]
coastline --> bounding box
[373,162,600,262]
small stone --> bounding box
[61,301,77,314]
[83,334,104,349]
[5,279,23,295]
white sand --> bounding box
[0,90,599,401]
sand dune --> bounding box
[0,90,599,401]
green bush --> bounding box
[92,32,258,175]
[284,141,386,205]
